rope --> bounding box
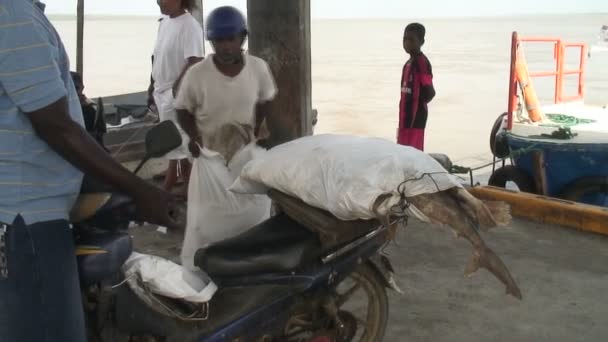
[543,113,596,127]
[450,165,472,174]
[110,106,159,158]
[529,127,578,140]
[111,123,148,158]
[371,172,448,242]
[111,273,136,289]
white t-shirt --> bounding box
[174,54,278,150]
[152,13,204,93]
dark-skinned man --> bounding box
[0,1,179,340]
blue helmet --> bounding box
[205,6,248,41]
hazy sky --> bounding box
[45,0,608,18]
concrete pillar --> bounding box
[247,0,312,146]
[190,0,206,55]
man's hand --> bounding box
[177,109,201,158]
[26,98,183,230]
[134,185,181,230]
[188,139,201,158]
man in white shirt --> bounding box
[175,6,277,158]
[148,0,204,195]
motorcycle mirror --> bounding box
[145,120,182,158]
[133,121,182,174]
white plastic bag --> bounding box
[181,143,271,270]
[230,134,462,221]
[122,252,217,303]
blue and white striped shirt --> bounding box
[0,0,84,224]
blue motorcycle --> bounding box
[72,122,399,342]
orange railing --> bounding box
[507,32,587,129]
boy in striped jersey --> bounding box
[397,22,436,151]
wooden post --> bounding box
[247,0,312,146]
[76,0,84,76]
[468,186,608,235]
[532,151,548,196]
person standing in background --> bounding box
[397,23,435,151]
[147,0,204,197]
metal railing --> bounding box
[507,32,588,129]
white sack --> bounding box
[230,134,462,221]
[181,143,271,270]
[122,252,217,303]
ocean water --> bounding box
[50,14,608,163]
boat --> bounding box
[589,25,608,56]
[489,32,608,207]
[69,0,206,177]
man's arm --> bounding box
[254,101,271,137]
[25,98,179,229]
[177,109,202,158]
[148,55,155,108]
[176,109,199,141]
[173,21,205,96]
[421,84,436,103]
[418,57,435,103]
[173,57,203,97]
[174,66,202,157]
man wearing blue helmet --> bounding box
[175,6,277,158]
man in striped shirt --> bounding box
[0,1,179,340]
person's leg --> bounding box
[156,89,181,192]
[419,128,425,151]
[179,158,192,197]
[411,128,425,151]
[397,127,414,147]
[0,216,86,342]
[163,159,179,192]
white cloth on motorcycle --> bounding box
[123,252,217,304]
[194,213,322,279]
[230,134,462,223]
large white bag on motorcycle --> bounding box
[181,144,271,270]
[230,134,462,222]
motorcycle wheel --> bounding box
[334,263,389,342]
[285,264,389,342]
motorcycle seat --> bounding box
[76,229,133,287]
[194,214,321,278]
